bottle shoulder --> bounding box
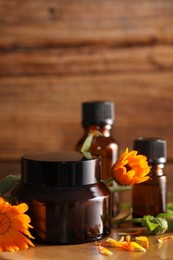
[76,134,119,151]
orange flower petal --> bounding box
[8,203,28,215]
[135,236,149,249]
[98,245,113,256]
[158,236,173,243]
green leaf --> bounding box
[81,133,93,152]
[167,219,173,231]
[82,151,93,159]
[167,202,173,211]
[0,175,20,196]
[157,212,173,232]
[81,131,102,152]
[144,216,159,232]
[142,215,168,234]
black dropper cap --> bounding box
[133,138,167,164]
[82,101,115,126]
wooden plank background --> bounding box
[0,1,173,185]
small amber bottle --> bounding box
[75,101,119,216]
[132,138,167,218]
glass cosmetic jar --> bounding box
[12,151,111,244]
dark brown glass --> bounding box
[132,164,167,218]
[76,124,119,216]
[12,181,111,244]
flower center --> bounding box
[125,164,132,171]
[0,214,10,234]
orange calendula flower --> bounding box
[0,197,34,252]
[112,148,150,186]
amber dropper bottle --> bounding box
[75,101,119,217]
[132,138,167,218]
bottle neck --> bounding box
[83,124,112,137]
[149,163,165,177]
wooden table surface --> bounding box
[0,228,173,260]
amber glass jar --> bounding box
[132,138,167,218]
[75,101,119,217]
[12,151,111,245]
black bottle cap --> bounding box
[21,151,100,187]
[133,138,167,164]
[82,101,114,126]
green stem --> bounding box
[108,185,131,193]
[132,218,143,224]
[104,178,113,185]
[112,214,142,226]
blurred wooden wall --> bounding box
[0,1,173,183]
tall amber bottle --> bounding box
[132,138,167,218]
[75,101,119,216]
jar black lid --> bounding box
[133,138,167,164]
[21,151,101,187]
[82,101,115,126]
